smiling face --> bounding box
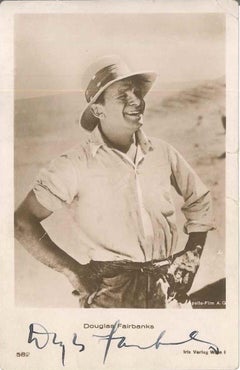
[92,77,146,139]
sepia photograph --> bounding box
[14,12,226,309]
[0,1,238,369]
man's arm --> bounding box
[14,190,94,295]
[169,144,215,236]
[185,231,207,254]
[167,144,215,301]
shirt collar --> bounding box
[89,125,154,158]
[135,128,154,155]
[89,126,106,157]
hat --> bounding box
[80,55,157,131]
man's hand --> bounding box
[68,266,106,307]
[167,247,201,301]
[66,265,96,295]
[166,232,207,303]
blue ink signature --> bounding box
[28,321,220,366]
[93,320,220,364]
[28,323,85,366]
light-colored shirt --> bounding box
[33,126,214,263]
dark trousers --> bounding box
[76,260,170,308]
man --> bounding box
[14,56,214,308]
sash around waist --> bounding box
[87,258,172,278]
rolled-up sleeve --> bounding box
[168,144,215,234]
[33,154,78,212]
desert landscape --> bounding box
[14,76,225,307]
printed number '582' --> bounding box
[16,352,30,357]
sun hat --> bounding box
[80,55,157,131]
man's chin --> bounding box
[124,115,144,129]
[126,121,143,133]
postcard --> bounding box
[0,0,238,369]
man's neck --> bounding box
[98,124,136,153]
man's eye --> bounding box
[134,89,142,97]
[117,94,127,100]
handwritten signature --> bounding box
[28,323,85,366]
[28,321,220,366]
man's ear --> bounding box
[90,104,105,119]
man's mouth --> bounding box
[124,111,143,118]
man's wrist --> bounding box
[62,261,86,279]
[62,259,82,279]
[62,267,77,280]
[184,232,207,253]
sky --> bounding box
[14,13,225,99]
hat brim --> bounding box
[80,71,157,131]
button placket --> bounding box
[134,165,147,236]
[109,147,152,262]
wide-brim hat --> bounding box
[80,55,157,131]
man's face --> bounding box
[97,78,146,136]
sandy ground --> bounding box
[14,78,225,307]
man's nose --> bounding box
[128,90,142,106]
